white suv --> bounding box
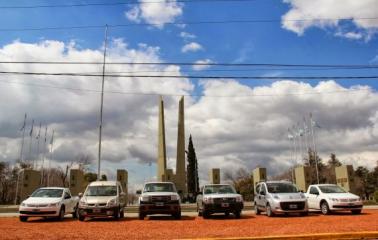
[78,181,126,221]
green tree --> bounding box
[186,135,199,202]
[328,153,342,167]
[355,166,375,199]
[100,174,107,181]
[84,172,97,183]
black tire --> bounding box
[120,208,124,218]
[72,205,78,219]
[173,211,181,220]
[234,211,241,219]
[113,208,120,220]
[202,210,210,219]
[138,212,145,220]
[320,201,330,215]
[254,203,261,215]
[58,206,65,221]
[351,209,362,214]
[197,204,202,216]
[19,216,28,222]
[78,214,85,221]
[225,212,230,217]
[266,204,275,217]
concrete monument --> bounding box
[294,165,312,192]
[335,165,355,193]
[209,168,220,184]
[69,169,86,196]
[253,167,267,187]
[157,96,167,181]
[117,169,128,194]
[18,169,41,202]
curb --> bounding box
[183,231,378,240]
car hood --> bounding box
[204,193,241,198]
[322,192,359,199]
[141,192,178,197]
[23,197,61,204]
[82,196,116,204]
[270,193,305,200]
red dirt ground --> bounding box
[1,210,377,240]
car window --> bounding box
[255,184,260,195]
[144,183,176,192]
[309,187,319,195]
[260,184,267,195]
[203,185,236,194]
[85,186,117,196]
[319,185,346,193]
[31,189,63,198]
[266,182,299,193]
[64,191,71,199]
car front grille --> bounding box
[213,197,236,204]
[280,201,305,211]
[26,204,48,207]
[151,196,171,203]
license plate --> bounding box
[155,202,164,207]
[32,208,40,212]
[289,204,297,209]
[93,209,101,213]
[221,203,229,207]
[349,203,354,206]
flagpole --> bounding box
[303,117,310,164]
[47,130,54,187]
[40,126,48,186]
[36,122,41,169]
[310,113,320,184]
[288,128,295,182]
[19,113,27,163]
[28,119,34,168]
[297,123,303,164]
[97,24,108,180]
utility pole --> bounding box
[19,113,27,163]
[98,24,108,180]
[310,113,320,184]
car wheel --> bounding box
[72,204,78,219]
[266,204,275,217]
[19,216,28,222]
[78,214,85,221]
[113,208,120,220]
[58,206,65,221]
[120,208,125,218]
[321,201,330,215]
[202,210,210,219]
[138,212,145,220]
[351,209,361,214]
[173,211,181,220]
[254,203,261,215]
[234,211,241,219]
[225,212,230,217]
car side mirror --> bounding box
[260,192,265,196]
[65,195,71,199]
[136,190,142,195]
[78,193,83,198]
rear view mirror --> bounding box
[65,195,71,199]
[136,190,142,195]
[260,192,265,196]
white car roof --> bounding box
[88,181,118,186]
[311,184,337,186]
[144,182,174,185]
[39,187,67,190]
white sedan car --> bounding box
[306,184,363,215]
[19,187,79,222]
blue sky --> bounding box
[1,0,378,185]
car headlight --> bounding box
[329,198,339,202]
[20,202,26,207]
[171,195,179,201]
[300,193,306,199]
[273,195,280,200]
[79,200,87,207]
[48,202,60,207]
[107,198,117,207]
[235,196,243,202]
[141,196,150,202]
[203,196,214,204]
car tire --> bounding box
[72,204,78,219]
[320,201,330,215]
[113,208,120,220]
[266,204,275,217]
[58,206,65,221]
[138,212,145,220]
[234,211,241,219]
[120,208,124,218]
[173,211,181,220]
[78,214,85,221]
[225,212,230,217]
[198,208,202,216]
[254,203,261,215]
[351,209,361,214]
[19,216,28,222]
[203,210,210,219]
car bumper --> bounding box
[271,201,308,213]
[204,202,244,213]
[330,203,363,211]
[139,202,181,215]
[78,206,118,217]
[19,206,60,217]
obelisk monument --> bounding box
[157,96,167,181]
[175,96,187,195]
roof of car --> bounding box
[88,181,118,186]
[144,182,174,185]
[260,180,293,184]
[311,184,337,186]
[203,184,231,186]
[39,187,67,190]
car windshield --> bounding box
[266,183,298,193]
[85,186,117,196]
[203,185,236,194]
[319,185,346,193]
[144,183,175,192]
[31,189,63,198]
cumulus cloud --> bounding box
[192,59,214,71]
[125,0,183,28]
[1,39,377,186]
[181,42,203,53]
[179,31,196,40]
[282,0,378,40]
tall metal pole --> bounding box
[36,122,41,169]
[310,113,320,184]
[40,126,48,186]
[98,25,109,180]
[19,113,27,163]
[47,130,54,187]
[28,119,34,168]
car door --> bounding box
[259,184,268,209]
[196,187,204,211]
[118,184,126,208]
[63,191,74,213]
[307,186,320,209]
[254,184,261,207]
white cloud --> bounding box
[181,42,203,53]
[1,39,377,187]
[335,31,363,40]
[282,0,378,40]
[125,0,183,28]
[192,59,214,71]
[179,31,196,40]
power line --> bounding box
[0,70,378,79]
[0,78,373,98]
[0,0,258,9]
[1,17,377,32]
[1,61,378,68]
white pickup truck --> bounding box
[305,184,363,215]
[19,187,79,222]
